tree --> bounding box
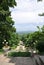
[36,25,44,52]
[37,0,42,1]
[21,33,35,52]
[39,13,44,16]
[41,25,44,33]
[9,33,20,47]
[0,0,17,48]
[36,0,44,52]
[36,36,44,52]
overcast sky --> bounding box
[10,0,44,32]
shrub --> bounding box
[8,52,31,57]
[36,40,44,52]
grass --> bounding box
[0,49,4,54]
[8,52,31,57]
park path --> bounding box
[0,54,36,65]
[0,54,14,65]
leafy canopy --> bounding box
[0,0,17,48]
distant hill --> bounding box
[16,31,35,34]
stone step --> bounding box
[39,56,44,65]
[34,55,41,65]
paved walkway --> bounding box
[0,54,14,65]
[0,54,36,65]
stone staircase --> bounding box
[0,54,44,65]
[34,55,41,65]
[34,55,44,65]
[39,56,44,65]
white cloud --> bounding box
[11,12,44,24]
[10,0,44,32]
[13,0,44,12]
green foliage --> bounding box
[36,37,44,52]
[21,25,44,52]
[21,33,35,49]
[39,13,44,16]
[41,25,44,33]
[37,0,42,1]
[0,0,17,48]
[9,33,20,47]
[38,52,44,55]
[8,52,31,57]
[0,49,4,54]
[36,31,44,52]
[35,25,44,52]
